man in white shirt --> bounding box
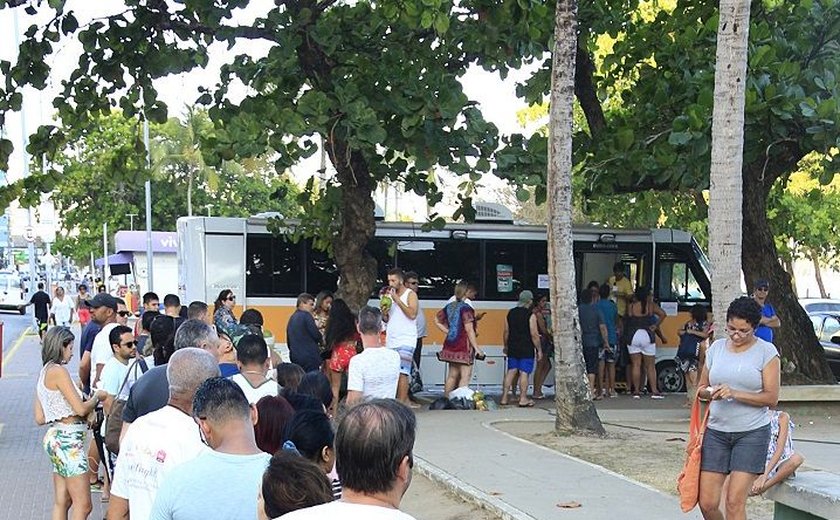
[99,326,137,409]
[382,268,418,405]
[229,334,279,404]
[347,307,401,406]
[91,297,129,389]
[280,399,417,520]
[107,348,220,520]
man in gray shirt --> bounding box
[578,289,609,398]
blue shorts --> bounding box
[507,357,535,374]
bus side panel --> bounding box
[178,218,207,304]
[205,235,246,305]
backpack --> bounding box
[104,358,148,455]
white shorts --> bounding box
[627,330,656,357]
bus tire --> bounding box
[656,360,685,393]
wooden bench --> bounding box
[764,470,840,520]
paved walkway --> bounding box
[413,405,702,520]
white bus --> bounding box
[178,215,712,392]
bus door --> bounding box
[573,241,652,293]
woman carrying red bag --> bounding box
[696,297,780,520]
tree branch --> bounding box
[574,36,606,140]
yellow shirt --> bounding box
[608,275,634,316]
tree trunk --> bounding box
[548,0,604,435]
[742,159,835,383]
[781,256,797,295]
[708,0,750,324]
[326,137,377,312]
[810,250,827,298]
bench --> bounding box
[779,386,840,402]
[764,470,840,520]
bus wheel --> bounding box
[656,360,685,393]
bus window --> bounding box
[397,240,480,299]
[246,234,303,297]
[306,244,338,295]
[484,241,525,300]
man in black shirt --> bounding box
[28,282,51,338]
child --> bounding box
[676,304,709,405]
[752,410,805,495]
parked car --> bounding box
[800,298,840,314]
[0,270,27,314]
[807,312,840,381]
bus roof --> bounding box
[178,216,697,245]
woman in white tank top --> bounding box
[34,327,106,520]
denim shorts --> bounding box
[701,424,771,474]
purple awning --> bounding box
[114,231,178,253]
[94,252,134,267]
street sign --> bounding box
[23,226,35,242]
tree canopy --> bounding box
[51,110,300,263]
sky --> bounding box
[0,1,544,227]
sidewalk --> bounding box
[413,405,702,520]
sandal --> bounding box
[518,400,535,408]
[90,479,104,493]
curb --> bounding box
[414,455,537,520]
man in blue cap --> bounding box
[753,279,781,343]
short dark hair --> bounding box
[109,325,134,347]
[579,289,594,305]
[283,410,334,464]
[357,306,382,335]
[163,294,181,308]
[187,301,208,320]
[599,283,611,300]
[150,315,177,365]
[335,399,416,494]
[254,395,295,455]
[37,282,44,290]
[296,293,315,307]
[726,296,763,328]
[587,280,600,290]
[613,262,624,273]
[297,372,333,409]
[240,308,264,327]
[404,271,418,281]
[276,363,305,391]
[192,377,251,424]
[143,292,159,304]
[281,391,324,413]
[387,268,405,281]
[236,334,268,366]
[141,310,160,332]
[691,304,708,323]
[261,451,333,518]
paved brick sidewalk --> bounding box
[0,324,107,520]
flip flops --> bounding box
[518,401,535,408]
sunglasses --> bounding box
[118,311,132,317]
[121,340,138,347]
[226,296,236,301]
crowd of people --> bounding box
[33,280,423,520]
[31,267,802,520]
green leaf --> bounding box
[615,128,634,151]
[61,13,78,34]
[433,13,450,34]
[668,131,692,146]
[516,187,530,202]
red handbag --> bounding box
[677,393,710,512]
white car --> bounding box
[800,298,840,314]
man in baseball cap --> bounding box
[753,279,780,343]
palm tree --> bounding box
[708,0,751,321]
[547,0,605,435]
[150,106,219,216]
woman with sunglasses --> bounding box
[213,289,249,339]
[697,296,780,520]
[34,327,107,520]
